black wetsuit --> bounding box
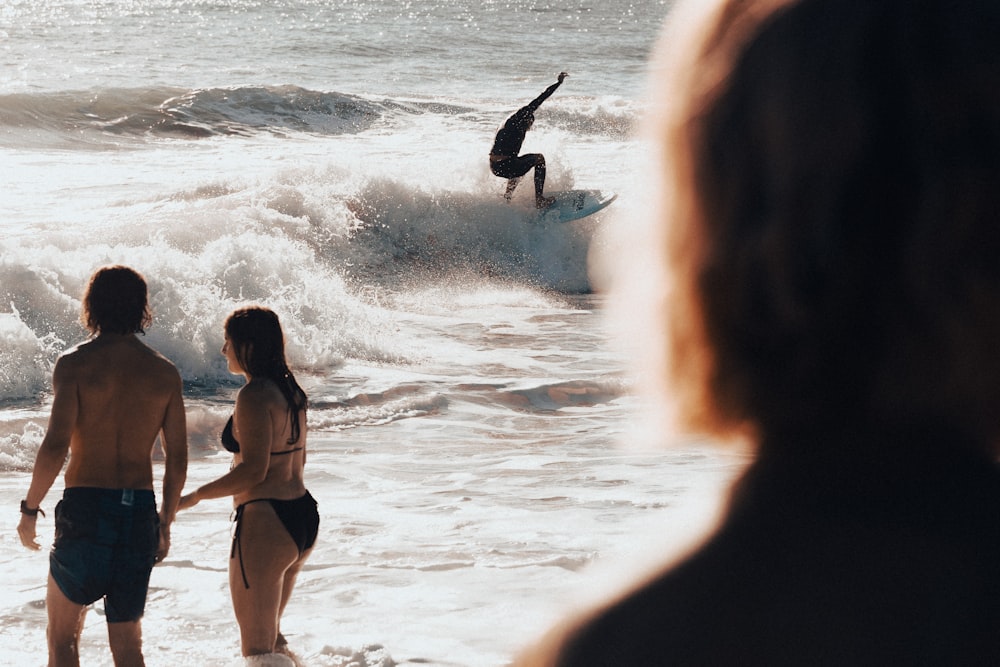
[490,77,565,195]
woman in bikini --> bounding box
[180,307,318,666]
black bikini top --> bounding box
[221,416,303,456]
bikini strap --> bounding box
[231,499,271,590]
[270,446,304,457]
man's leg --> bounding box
[504,177,521,201]
[46,574,87,667]
[104,494,157,666]
[107,621,145,667]
[532,155,554,208]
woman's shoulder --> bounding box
[237,377,287,407]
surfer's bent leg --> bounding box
[505,178,521,201]
[531,155,551,207]
[491,155,538,202]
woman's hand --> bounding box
[178,491,199,511]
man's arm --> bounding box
[155,370,188,562]
[525,72,568,114]
[18,356,77,550]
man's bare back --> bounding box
[60,334,184,489]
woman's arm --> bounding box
[178,383,273,508]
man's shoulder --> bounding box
[54,339,97,370]
[136,339,178,365]
[62,336,180,378]
[135,342,182,379]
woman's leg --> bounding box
[275,546,313,650]
[229,503,300,657]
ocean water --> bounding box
[0,1,746,665]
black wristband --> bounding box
[20,500,45,518]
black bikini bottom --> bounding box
[231,491,319,589]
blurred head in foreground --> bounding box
[518,0,1000,663]
[643,0,1000,451]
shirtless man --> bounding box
[490,72,568,208]
[17,265,188,667]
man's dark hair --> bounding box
[82,265,153,335]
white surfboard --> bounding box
[536,189,617,223]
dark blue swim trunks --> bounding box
[49,487,159,623]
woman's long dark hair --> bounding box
[225,306,307,444]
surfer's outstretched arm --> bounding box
[525,72,568,114]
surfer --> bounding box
[178,307,318,666]
[490,72,568,208]
[17,265,188,667]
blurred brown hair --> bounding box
[654,0,1000,446]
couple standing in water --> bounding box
[17,265,315,667]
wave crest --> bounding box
[0,85,385,144]
[0,85,640,147]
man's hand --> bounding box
[18,513,40,550]
[558,72,569,83]
[155,522,170,564]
